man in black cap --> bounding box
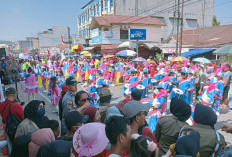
[0,87,24,125]
[155,97,191,156]
[61,77,78,135]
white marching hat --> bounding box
[124,83,130,89]
[202,93,213,105]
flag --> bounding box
[85,63,89,81]
[115,63,122,85]
[46,77,49,93]
[38,75,43,89]
[47,49,50,57]
[61,35,64,43]
[65,69,68,80]
[76,65,80,82]
[37,67,43,88]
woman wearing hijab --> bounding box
[29,128,55,157]
[155,97,191,156]
[15,100,49,138]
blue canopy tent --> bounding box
[181,49,214,58]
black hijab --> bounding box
[175,133,200,157]
[170,98,191,122]
[24,100,49,129]
[36,140,72,157]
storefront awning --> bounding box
[181,48,214,57]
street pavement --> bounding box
[0,82,231,156]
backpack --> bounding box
[213,129,226,157]
[2,102,22,142]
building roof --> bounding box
[90,15,164,29]
[168,24,232,47]
[101,44,120,50]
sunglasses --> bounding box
[140,111,148,116]
[81,98,90,102]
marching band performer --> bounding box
[187,70,196,105]
[141,68,151,98]
[153,83,168,115]
[172,68,191,103]
[168,69,179,94]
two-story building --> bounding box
[89,14,164,57]
[77,0,214,45]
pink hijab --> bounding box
[28,128,55,157]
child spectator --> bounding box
[46,120,60,139]
[24,67,38,101]
[50,76,61,113]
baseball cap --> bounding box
[66,77,77,85]
[6,87,17,95]
[123,100,150,118]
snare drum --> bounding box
[172,88,184,99]
[151,79,158,83]
[136,85,145,90]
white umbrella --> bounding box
[19,53,30,59]
[118,41,136,49]
[116,50,136,57]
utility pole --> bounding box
[175,0,180,56]
[179,0,184,56]
[135,0,138,16]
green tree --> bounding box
[212,15,220,26]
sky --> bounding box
[0,0,232,41]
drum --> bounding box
[151,79,158,83]
[172,88,184,99]
[136,85,145,90]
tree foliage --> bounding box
[212,15,220,26]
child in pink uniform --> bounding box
[50,76,61,113]
[24,67,38,101]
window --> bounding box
[169,17,180,26]
[101,1,103,14]
[98,3,101,16]
[93,6,96,16]
[87,10,89,22]
[110,0,114,11]
[105,0,108,13]
[78,17,81,26]
[104,28,109,31]
[186,19,199,28]
[120,30,128,39]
